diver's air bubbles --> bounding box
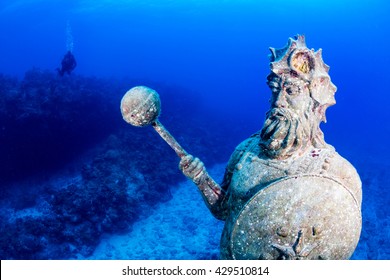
[66,21,74,52]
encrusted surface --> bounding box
[229,175,361,260]
[176,35,362,260]
[121,86,161,127]
[217,35,362,259]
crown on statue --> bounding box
[268,35,337,122]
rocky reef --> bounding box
[0,69,243,259]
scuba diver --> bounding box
[57,50,77,76]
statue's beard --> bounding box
[259,107,311,159]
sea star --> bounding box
[271,229,318,259]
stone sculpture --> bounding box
[120,35,362,260]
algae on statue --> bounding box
[120,35,362,260]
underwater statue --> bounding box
[120,35,362,260]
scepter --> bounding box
[120,86,188,158]
[120,86,223,210]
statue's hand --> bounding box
[179,155,206,184]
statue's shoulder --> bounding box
[226,132,260,173]
[325,146,362,205]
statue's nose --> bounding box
[272,92,287,108]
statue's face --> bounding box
[268,74,311,114]
[259,74,314,159]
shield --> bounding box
[229,174,361,259]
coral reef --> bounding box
[0,69,124,183]
[0,69,242,259]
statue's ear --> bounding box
[310,76,336,122]
[310,76,336,105]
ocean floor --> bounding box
[85,160,387,260]
[0,149,388,260]
[88,163,226,260]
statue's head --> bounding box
[259,35,337,160]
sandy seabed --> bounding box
[88,163,225,260]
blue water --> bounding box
[0,0,389,260]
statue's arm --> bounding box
[179,133,259,220]
[179,155,228,220]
